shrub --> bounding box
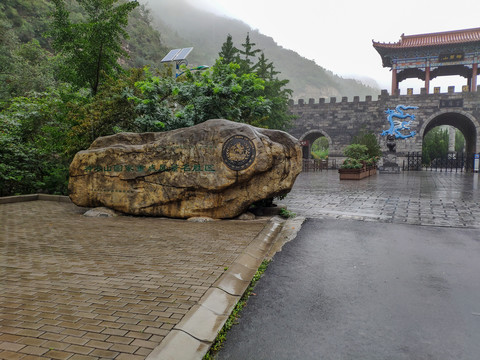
[341,158,363,169]
[0,89,74,196]
[352,129,382,158]
[343,144,368,160]
[341,145,379,170]
[311,149,328,159]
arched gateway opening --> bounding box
[300,130,332,171]
[407,111,480,171]
[300,130,331,159]
[421,111,478,154]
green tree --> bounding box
[455,129,465,152]
[238,33,261,73]
[9,39,59,97]
[176,61,272,128]
[257,62,293,129]
[216,34,294,130]
[344,144,368,160]
[352,128,382,158]
[128,68,178,132]
[311,137,329,159]
[66,68,145,156]
[130,61,273,131]
[0,5,18,106]
[422,127,449,165]
[123,3,168,68]
[255,52,278,80]
[49,0,139,94]
[0,87,79,196]
[2,0,53,48]
[218,33,240,65]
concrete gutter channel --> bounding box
[1,194,304,360]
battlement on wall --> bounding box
[289,93,382,106]
[289,86,480,106]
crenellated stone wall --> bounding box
[288,87,480,168]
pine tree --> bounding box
[239,33,261,73]
[216,33,294,130]
[218,34,239,65]
[255,52,271,80]
[254,52,293,130]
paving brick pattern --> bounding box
[283,171,480,228]
[0,201,266,359]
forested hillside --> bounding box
[1,0,168,99]
[0,0,380,197]
[1,0,379,100]
[146,0,380,100]
[0,0,296,196]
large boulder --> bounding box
[68,119,302,218]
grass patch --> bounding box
[203,259,271,359]
[279,208,296,219]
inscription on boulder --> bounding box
[222,135,256,171]
[68,119,302,219]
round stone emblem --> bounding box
[222,135,256,171]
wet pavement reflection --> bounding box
[282,171,480,228]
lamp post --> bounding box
[176,65,209,78]
[160,47,209,78]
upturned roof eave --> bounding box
[372,36,480,68]
[372,40,480,50]
[372,27,480,50]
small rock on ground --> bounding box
[84,207,119,217]
[186,217,218,222]
[235,212,256,220]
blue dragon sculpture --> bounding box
[381,105,418,139]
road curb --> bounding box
[146,216,288,360]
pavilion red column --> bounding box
[391,68,398,95]
[472,63,478,92]
[425,66,430,94]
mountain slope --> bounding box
[2,0,379,101]
[145,0,380,100]
[1,0,168,70]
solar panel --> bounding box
[161,49,181,63]
[173,47,193,61]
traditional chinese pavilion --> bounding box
[373,27,480,94]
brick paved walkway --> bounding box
[282,171,480,228]
[0,201,267,359]
[2,171,478,359]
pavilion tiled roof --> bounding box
[373,27,480,49]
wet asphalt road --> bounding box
[217,218,480,360]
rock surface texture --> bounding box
[69,119,302,218]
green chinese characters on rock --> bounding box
[84,163,216,173]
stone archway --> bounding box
[300,130,332,159]
[419,110,480,154]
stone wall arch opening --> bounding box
[420,111,479,155]
[300,130,332,159]
[422,125,465,166]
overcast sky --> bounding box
[186,0,480,92]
